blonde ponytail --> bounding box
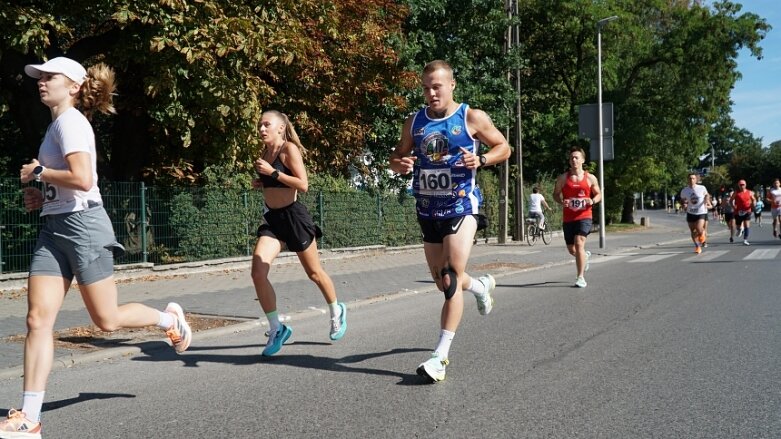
[79,63,117,120]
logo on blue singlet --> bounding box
[420,132,450,164]
[450,125,462,135]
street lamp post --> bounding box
[597,15,618,249]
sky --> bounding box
[726,0,781,147]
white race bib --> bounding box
[568,198,589,210]
[42,182,62,210]
[418,168,453,196]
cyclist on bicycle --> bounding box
[529,186,551,229]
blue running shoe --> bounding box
[329,302,347,341]
[262,324,292,356]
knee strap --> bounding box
[441,267,457,300]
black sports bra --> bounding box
[259,156,292,188]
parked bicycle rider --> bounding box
[528,186,551,230]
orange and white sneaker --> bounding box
[164,302,192,353]
[0,409,41,438]
[694,245,702,254]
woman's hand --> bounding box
[20,159,40,184]
[22,186,44,212]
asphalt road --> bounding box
[0,212,779,438]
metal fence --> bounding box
[0,178,503,275]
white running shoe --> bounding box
[416,353,449,382]
[475,274,496,315]
[585,251,592,272]
[743,240,750,246]
[574,276,587,288]
[164,302,192,353]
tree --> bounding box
[513,0,770,223]
[0,1,412,182]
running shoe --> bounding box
[694,245,702,254]
[729,237,734,243]
[0,409,41,438]
[262,324,292,356]
[164,302,192,353]
[475,274,496,316]
[329,302,348,341]
[702,242,708,248]
[416,353,449,383]
[584,251,592,272]
[774,230,778,237]
[574,276,587,288]
[743,240,750,246]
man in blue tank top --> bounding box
[390,60,511,382]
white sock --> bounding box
[467,277,486,296]
[156,310,174,329]
[328,301,341,319]
[22,391,45,423]
[434,330,455,359]
[265,310,281,333]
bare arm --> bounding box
[552,174,566,206]
[20,152,94,191]
[389,116,417,174]
[462,109,511,169]
[254,142,309,193]
[589,173,601,205]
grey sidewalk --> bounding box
[0,209,696,378]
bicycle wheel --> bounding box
[541,225,552,245]
[526,224,537,246]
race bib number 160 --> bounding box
[418,168,452,196]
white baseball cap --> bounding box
[24,57,87,85]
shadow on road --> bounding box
[0,393,136,417]
[132,345,432,385]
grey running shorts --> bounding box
[29,204,125,285]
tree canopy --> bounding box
[0,0,772,222]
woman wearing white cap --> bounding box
[0,57,192,438]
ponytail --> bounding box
[79,63,116,120]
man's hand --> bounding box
[390,155,417,175]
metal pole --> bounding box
[514,0,525,243]
[140,182,148,263]
[596,15,617,249]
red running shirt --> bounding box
[734,190,752,215]
[562,171,593,222]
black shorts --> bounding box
[724,212,734,221]
[257,201,322,252]
[686,213,708,223]
[735,212,751,225]
[562,219,592,246]
[418,214,487,244]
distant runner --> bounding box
[679,172,710,254]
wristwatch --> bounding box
[270,170,280,180]
[33,165,46,182]
[478,155,487,167]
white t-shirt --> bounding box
[769,188,781,209]
[680,184,708,215]
[38,107,102,216]
[529,193,545,213]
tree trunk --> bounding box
[621,194,635,224]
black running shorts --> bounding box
[257,201,322,252]
[562,219,592,246]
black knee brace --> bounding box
[440,267,457,300]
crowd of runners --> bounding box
[678,174,781,251]
[1,55,778,438]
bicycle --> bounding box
[525,216,552,246]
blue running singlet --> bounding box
[411,103,482,219]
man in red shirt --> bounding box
[729,179,757,245]
[553,147,602,288]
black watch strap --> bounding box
[271,170,280,180]
[479,155,487,166]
